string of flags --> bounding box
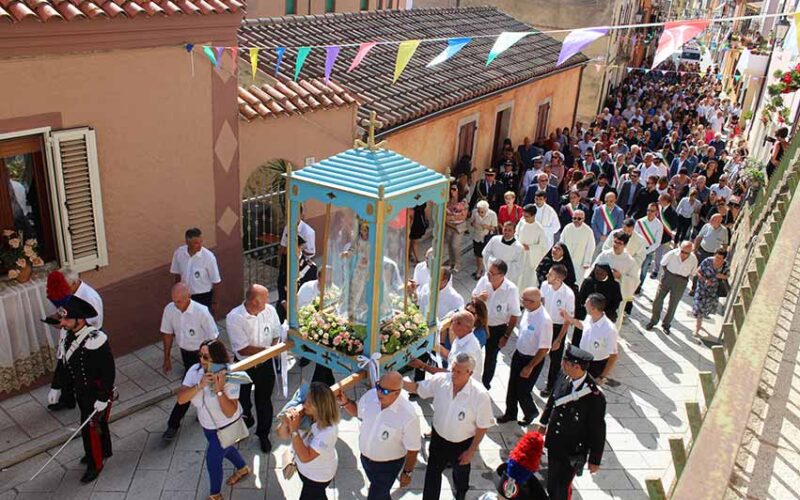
[189,10,800,84]
[586,56,761,82]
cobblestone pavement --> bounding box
[0,252,718,500]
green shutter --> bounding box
[285,0,296,14]
[360,0,368,10]
[325,0,334,12]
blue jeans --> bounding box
[361,455,405,500]
[203,428,246,494]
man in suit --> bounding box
[559,190,590,228]
[669,148,693,178]
[470,168,505,213]
[583,149,602,178]
[586,174,615,207]
[524,173,560,211]
[629,175,660,219]
[591,192,624,246]
[536,344,606,500]
[650,193,680,279]
[617,169,642,215]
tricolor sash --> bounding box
[600,205,616,234]
[658,207,674,237]
[637,218,656,246]
[612,164,621,188]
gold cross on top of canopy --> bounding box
[354,110,388,151]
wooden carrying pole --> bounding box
[331,371,368,394]
[318,203,332,307]
[230,341,294,372]
[403,207,412,313]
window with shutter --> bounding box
[48,128,108,273]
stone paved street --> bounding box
[0,252,719,500]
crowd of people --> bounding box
[38,62,767,500]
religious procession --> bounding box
[1,1,799,500]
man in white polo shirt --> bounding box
[498,287,552,426]
[403,353,494,500]
[226,284,281,453]
[540,264,575,398]
[170,227,221,312]
[411,310,483,382]
[417,267,465,322]
[161,282,219,440]
[561,293,619,385]
[338,371,421,500]
[472,259,521,390]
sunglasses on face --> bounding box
[572,217,584,221]
[376,383,400,396]
[200,353,211,361]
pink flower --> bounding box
[31,257,44,267]
[333,336,342,346]
[23,246,34,257]
[7,269,18,279]
[8,238,20,249]
[2,230,13,237]
[16,258,27,268]
[24,239,36,247]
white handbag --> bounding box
[202,390,249,448]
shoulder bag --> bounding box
[202,389,249,449]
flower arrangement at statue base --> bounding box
[1,230,44,283]
[761,65,800,125]
[297,300,364,356]
[380,302,428,355]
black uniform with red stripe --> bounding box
[52,325,115,473]
[540,373,606,500]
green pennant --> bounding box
[294,47,311,81]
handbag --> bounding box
[281,448,297,480]
[717,279,730,298]
[202,390,249,449]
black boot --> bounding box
[80,469,101,483]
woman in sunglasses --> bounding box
[176,339,249,500]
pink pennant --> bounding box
[349,42,378,72]
[229,46,237,71]
[215,46,224,68]
[652,20,710,68]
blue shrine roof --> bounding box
[291,147,448,198]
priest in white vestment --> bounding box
[558,209,595,285]
[603,219,647,269]
[533,192,560,247]
[483,221,525,286]
[515,205,548,289]
[594,231,640,330]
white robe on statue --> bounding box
[482,235,525,286]
[559,222,596,285]
[535,203,560,248]
[515,219,549,289]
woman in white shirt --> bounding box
[470,200,498,279]
[176,339,249,500]
[285,382,340,499]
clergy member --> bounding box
[483,221,525,286]
[559,209,595,286]
[533,190,560,248]
[515,204,549,289]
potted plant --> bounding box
[1,230,44,283]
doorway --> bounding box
[492,104,513,167]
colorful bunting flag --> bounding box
[487,32,529,66]
[249,48,259,80]
[427,37,471,68]
[203,45,216,66]
[795,12,800,53]
[215,46,224,69]
[229,47,237,70]
[275,47,286,76]
[185,43,194,53]
[627,67,632,73]
[325,46,341,83]
[733,74,741,82]
[294,47,311,81]
[349,42,377,72]
[393,40,420,83]
[557,27,609,67]
[652,20,710,68]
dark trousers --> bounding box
[167,349,200,429]
[423,428,472,500]
[58,377,76,407]
[650,269,690,328]
[77,389,112,472]
[571,328,583,348]
[239,361,275,437]
[191,291,213,310]
[546,324,565,391]
[361,455,405,500]
[414,353,432,382]
[504,351,544,420]
[299,472,331,500]
[546,454,577,500]
[312,364,335,386]
[588,358,609,379]
[675,215,692,242]
[482,324,507,389]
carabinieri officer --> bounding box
[537,344,606,500]
[47,295,115,483]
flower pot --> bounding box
[16,266,32,283]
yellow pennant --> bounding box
[795,13,800,55]
[249,48,259,81]
[393,40,420,84]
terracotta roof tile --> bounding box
[238,73,359,121]
[1,0,241,23]
[240,7,588,133]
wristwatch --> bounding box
[291,431,300,438]
[401,469,413,476]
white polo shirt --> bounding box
[449,332,484,381]
[413,262,431,289]
[74,281,104,329]
[225,303,282,359]
[170,246,221,295]
[540,281,575,326]
[578,314,619,361]
[660,248,698,278]
[516,306,553,356]
[280,220,317,258]
[160,300,219,352]
[416,373,494,443]
[356,389,421,462]
[418,281,465,322]
[472,276,521,327]
[296,422,338,482]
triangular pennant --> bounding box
[426,37,471,68]
[644,69,650,74]
[203,45,216,66]
[185,43,194,53]
[325,46,341,83]
[349,42,377,72]
[557,27,609,67]
[627,67,633,73]
[487,32,530,65]
[249,48,259,80]
[661,70,667,76]
[275,47,286,76]
[733,74,741,82]
[294,47,311,81]
[795,12,800,53]
[393,40,420,83]
[214,47,224,69]
[229,46,237,70]
[652,20,710,68]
